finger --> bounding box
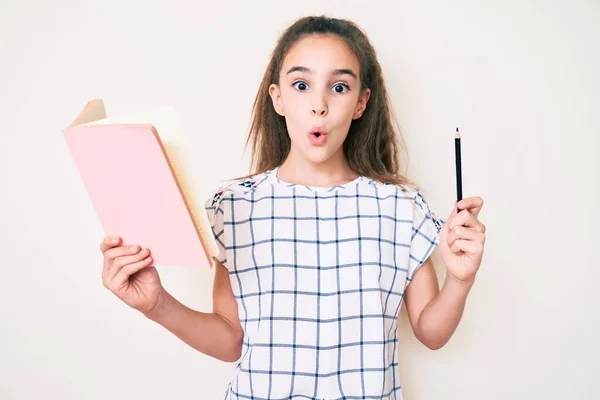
[450,239,483,255]
[113,254,154,285]
[104,248,149,285]
[443,202,460,231]
[447,225,479,247]
[449,210,485,233]
[448,209,469,231]
[102,245,142,281]
[450,201,459,218]
[104,244,142,262]
[462,213,485,232]
[457,197,484,217]
[449,230,485,250]
[100,235,121,253]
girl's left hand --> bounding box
[439,197,486,284]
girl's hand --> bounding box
[439,197,486,284]
[100,235,164,315]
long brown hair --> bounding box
[239,15,413,187]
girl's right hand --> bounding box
[100,235,163,315]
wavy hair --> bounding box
[238,15,412,186]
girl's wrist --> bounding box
[443,272,475,295]
[143,288,172,322]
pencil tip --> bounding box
[455,127,460,138]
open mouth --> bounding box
[309,129,328,145]
[310,128,327,137]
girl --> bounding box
[100,15,486,400]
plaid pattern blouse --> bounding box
[205,167,443,400]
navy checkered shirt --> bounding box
[204,168,443,400]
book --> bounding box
[62,99,218,269]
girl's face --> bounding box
[269,34,371,167]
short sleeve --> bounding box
[407,189,444,281]
[204,188,227,266]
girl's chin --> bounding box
[294,145,343,165]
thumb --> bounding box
[449,201,459,218]
[443,202,459,233]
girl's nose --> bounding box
[311,102,328,116]
[311,92,328,116]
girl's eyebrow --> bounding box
[286,66,357,79]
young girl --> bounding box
[100,15,486,400]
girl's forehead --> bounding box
[282,35,360,72]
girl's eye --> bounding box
[332,83,349,93]
[292,81,309,91]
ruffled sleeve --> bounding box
[407,188,444,282]
[204,187,228,266]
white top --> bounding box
[204,167,443,400]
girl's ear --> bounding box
[269,84,285,116]
[352,88,371,120]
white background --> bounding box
[1,0,598,399]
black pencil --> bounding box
[455,127,463,211]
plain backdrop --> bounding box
[1,1,598,399]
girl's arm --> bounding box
[403,259,474,350]
[143,260,244,362]
[404,197,485,350]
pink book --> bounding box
[62,99,218,269]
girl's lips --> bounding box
[308,131,327,146]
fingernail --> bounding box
[130,245,138,251]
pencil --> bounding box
[455,127,463,210]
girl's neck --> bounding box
[276,150,359,188]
